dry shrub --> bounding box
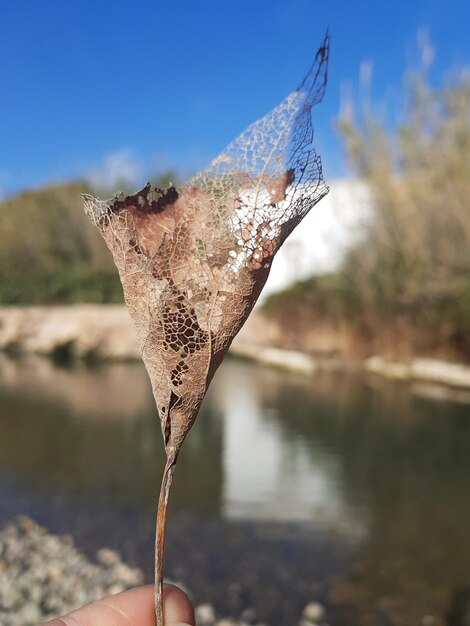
[337,63,470,359]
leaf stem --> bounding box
[155,456,175,626]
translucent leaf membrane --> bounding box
[83,32,329,625]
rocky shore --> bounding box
[0,305,140,361]
[0,516,142,625]
[0,517,328,626]
[0,305,469,391]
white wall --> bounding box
[261,178,372,299]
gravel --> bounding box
[0,516,143,625]
[0,516,327,626]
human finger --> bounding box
[41,582,195,626]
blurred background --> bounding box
[0,1,469,625]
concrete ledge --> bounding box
[366,356,470,390]
[0,305,140,360]
[1,306,469,391]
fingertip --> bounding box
[163,584,195,626]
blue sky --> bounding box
[1,0,469,196]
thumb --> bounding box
[163,584,195,626]
[42,583,195,626]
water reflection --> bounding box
[0,354,151,419]
[0,354,365,533]
[214,360,366,534]
[0,354,469,626]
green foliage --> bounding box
[0,266,123,305]
[0,181,109,276]
[263,273,360,320]
[0,173,179,305]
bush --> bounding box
[335,62,470,357]
[265,61,470,360]
[0,174,178,305]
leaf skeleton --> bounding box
[83,31,330,626]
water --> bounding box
[0,353,469,626]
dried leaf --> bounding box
[83,32,329,625]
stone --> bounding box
[96,547,121,567]
[301,601,326,624]
[195,602,216,624]
[0,516,143,626]
[240,607,257,623]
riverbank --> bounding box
[2,354,469,626]
[0,517,329,626]
[0,305,140,361]
[1,305,469,391]
[0,516,142,626]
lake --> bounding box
[0,353,469,626]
